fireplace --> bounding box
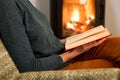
[50,0,105,38]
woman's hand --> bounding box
[60,39,66,44]
[71,38,107,54]
[60,31,81,44]
[59,38,107,63]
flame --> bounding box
[71,9,80,22]
[79,0,86,4]
[64,0,95,34]
[67,9,80,29]
[85,15,95,24]
[67,22,75,30]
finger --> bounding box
[91,38,106,47]
[96,38,107,45]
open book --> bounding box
[65,25,111,50]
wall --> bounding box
[105,0,120,36]
[30,0,120,36]
[29,0,50,21]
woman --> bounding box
[0,0,119,73]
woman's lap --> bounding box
[61,36,120,70]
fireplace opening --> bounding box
[50,0,105,38]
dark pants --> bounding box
[61,36,120,70]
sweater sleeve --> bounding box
[0,0,63,73]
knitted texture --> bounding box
[17,68,120,80]
[0,40,19,80]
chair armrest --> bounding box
[16,68,120,80]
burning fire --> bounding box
[65,0,95,33]
[79,0,86,4]
[67,10,95,32]
[71,9,80,22]
[85,15,95,24]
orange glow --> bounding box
[79,0,86,4]
[62,0,95,37]
[67,22,75,30]
[67,9,80,29]
[71,9,80,22]
[85,15,95,24]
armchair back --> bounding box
[0,40,19,79]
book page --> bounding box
[66,25,105,45]
[65,29,111,50]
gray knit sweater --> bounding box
[0,0,65,72]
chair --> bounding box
[0,38,120,80]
